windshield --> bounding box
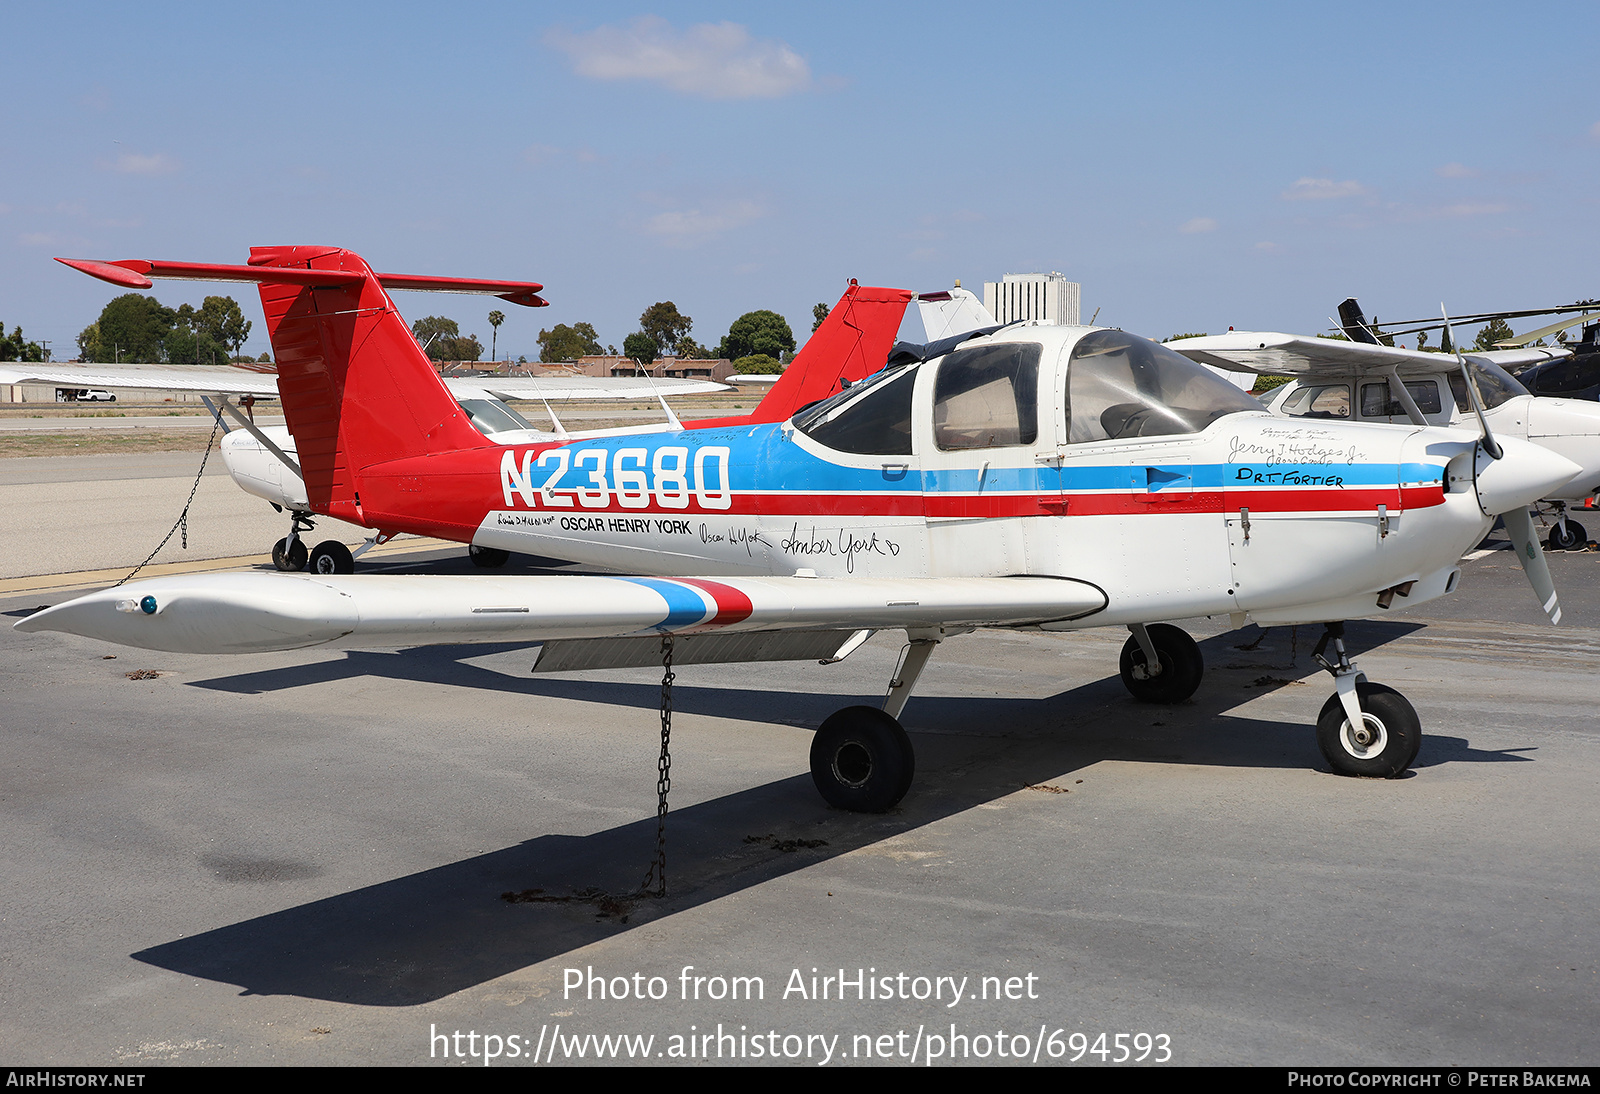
[1446,359,1530,413]
[1068,330,1263,442]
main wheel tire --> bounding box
[1549,519,1587,551]
[308,540,355,575]
[1119,624,1204,703]
[470,545,511,568]
[809,706,915,813]
[1316,682,1422,779]
[271,537,308,572]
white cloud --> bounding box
[1590,120,1600,140]
[546,17,811,99]
[20,232,57,247]
[1280,177,1368,201]
[1179,217,1217,234]
[1254,241,1279,252]
[644,199,765,245]
[113,152,179,176]
[1436,162,1479,178]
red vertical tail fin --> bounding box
[690,282,913,430]
[55,247,548,524]
[249,246,484,522]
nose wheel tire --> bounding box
[309,540,355,575]
[1119,624,1204,703]
[809,706,915,813]
[1316,682,1421,778]
[271,537,308,572]
[1548,519,1587,551]
[470,545,511,568]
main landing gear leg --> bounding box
[271,512,314,572]
[809,631,939,813]
[1312,621,1421,779]
[1119,623,1204,703]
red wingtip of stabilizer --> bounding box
[55,257,153,289]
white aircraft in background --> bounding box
[1167,300,1600,553]
[17,246,1581,809]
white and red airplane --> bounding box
[17,246,1582,810]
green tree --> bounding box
[77,322,101,361]
[0,322,45,362]
[194,296,251,354]
[412,316,460,360]
[717,310,795,362]
[623,332,659,370]
[488,309,505,362]
[445,333,483,362]
[537,322,603,363]
[639,302,692,355]
[1474,317,1515,352]
[93,293,175,362]
[812,302,830,332]
[731,354,784,374]
[674,336,709,359]
[166,310,232,365]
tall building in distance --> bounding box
[983,272,1081,326]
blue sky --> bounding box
[4,2,1598,360]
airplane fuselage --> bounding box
[315,326,1558,630]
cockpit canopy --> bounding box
[1067,330,1263,442]
[794,328,1262,455]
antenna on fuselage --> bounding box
[536,394,569,440]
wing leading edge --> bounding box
[15,572,1109,655]
[1167,332,1570,377]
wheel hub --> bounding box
[1340,714,1388,760]
[832,742,873,788]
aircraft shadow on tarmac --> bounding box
[138,619,1528,1006]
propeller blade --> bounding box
[1445,304,1503,460]
[1502,506,1562,625]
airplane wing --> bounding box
[465,374,729,401]
[0,364,727,402]
[16,572,1109,657]
[1166,332,1570,377]
[0,363,280,396]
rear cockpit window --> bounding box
[1068,330,1262,442]
[932,343,1040,450]
[459,398,535,436]
[1281,383,1351,419]
[794,365,917,455]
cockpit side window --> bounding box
[932,343,1040,451]
[1067,330,1263,442]
[1281,383,1351,419]
[795,365,917,455]
[1359,380,1442,418]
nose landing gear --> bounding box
[1312,622,1421,778]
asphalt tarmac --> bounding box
[3,455,1597,1067]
